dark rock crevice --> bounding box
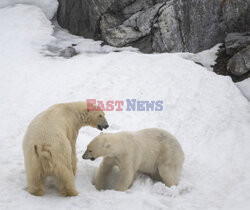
[214,32,250,82]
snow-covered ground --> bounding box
[46,21,138,57]
[0,0,58,19]
[180,44,221,71]
[236,78,250,101]
[0,4,250,210]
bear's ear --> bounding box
[104,142,111,149]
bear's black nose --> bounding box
[104,124,109,129]
[97,125,103,131]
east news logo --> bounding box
[87,99,163,111]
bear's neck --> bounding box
[67,102,89,130]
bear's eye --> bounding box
[89,150,92,152]
[99,115,102,118]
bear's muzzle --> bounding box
[97,118,109,131]
[82,153,95,161]
[97,124,109,131]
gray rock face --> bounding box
[214,32,250,80]
[225,32,250,56]
[57,0,250,53]
[57,0,114,39]
[102,3,164,47]
[227,46,250,76]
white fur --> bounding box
[23,102,108,196]
[83,128,184,191]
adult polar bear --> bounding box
[82,128,184,191]
[23,102,109,196]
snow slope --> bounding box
[180,44,221,71]
[0,4,250,210]
[237,78,250,101]
[46,21,138,57]
[0,0,58,19]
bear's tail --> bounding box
[34,144,53,172]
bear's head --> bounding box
[86,108,109,131]
[82,134,115,161]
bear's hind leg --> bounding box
[26,166,45,196]
[54,163,78,196]
[158,164,179,187]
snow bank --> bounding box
[180,44,221,71]
[46,21,138,57]
[236,78,250,101]
[0,4,250,210]
[0,4,54,62]
[0,0,58,19]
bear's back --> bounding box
[134,128,184,159]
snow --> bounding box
[236,78,250,101]
[45,21,138,57]
[0,0,58,19]
[180,44,221,71]
[0,4,250,210]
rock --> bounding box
[57,0,250,53]
[227,46,250,76]
[225,32,250,56]
[214,32,250,81]
[59,46,77,58]
[152,2,184,52]
[57,0,113,39]
[102,3,164,48]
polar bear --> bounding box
[23,102,109,196]
[82,128,184,191]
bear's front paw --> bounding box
[28,187,44,196]
[94,183,105,191]
[61,189,78,197]
[114,186,128,192]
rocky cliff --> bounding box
[57,0,250,53]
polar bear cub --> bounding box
[23,102,109,196]
[82,128,184,191]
